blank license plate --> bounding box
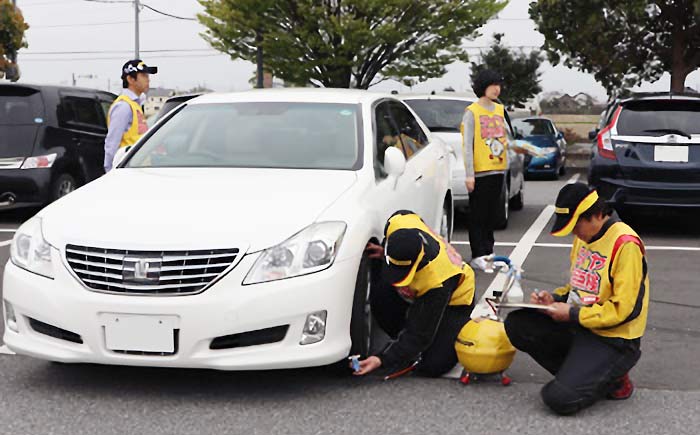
[654,145,688,162]
[100,314,179,353]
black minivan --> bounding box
[0,84,116,210]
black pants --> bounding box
[468,174,504,259]
[505,310,641,415]
[370,279,473,377]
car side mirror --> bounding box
[112,145,132,169]
[384,146,406,178]
[557,132,564,140]
[588,129,599,141]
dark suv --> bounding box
[588,92,700,209]
[0,84,116,210]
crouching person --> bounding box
[354,210,475,378]
[505,183,649,415]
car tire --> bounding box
[509,187,524,211]
[558,164,566,176]
[495,181,509,230]
[50,173,77,202]
[439,200,453,242]
[349,254,372,358]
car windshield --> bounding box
[403,99,471,132]
[512,119,555,137]
[0,87,44,126]
[617,100,700,136]
[126,102,362,169]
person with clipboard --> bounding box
[504,183,650,415]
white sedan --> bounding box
[3,89,453,370]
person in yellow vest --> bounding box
[103,59,158,172]
[504,183,650,415]
[354,210,476,378]
[461,69,509,272]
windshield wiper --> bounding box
[642,128,692,139]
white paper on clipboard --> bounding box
[495,302,555,311]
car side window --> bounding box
[388,101,428,159]
[60,95,106,133]
[374,101,402,179]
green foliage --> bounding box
[530,0,700,94]
[0,0,29,76]
[470,33,543,109]
[198,0,507,88]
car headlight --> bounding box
[10,217,54,279]
[541,147,559,154]
[243,222,346,285]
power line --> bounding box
[31,18,167,28]
[18,53,225,61]
[140,3,196,20]
[21,48,216,55]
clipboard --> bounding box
[495,302,555,311]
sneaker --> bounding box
[470,256,494,273]
[607,373,634,400]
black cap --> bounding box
[551,183,600,237]
[384,229,426,287]
[472,69,504,98]
[121,59,158,80]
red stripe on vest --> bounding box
[610,235,645,268]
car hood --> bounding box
[41,168,357,253]
[522,135,557,148]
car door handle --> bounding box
[415,174,423,182]
[438,154,446,160]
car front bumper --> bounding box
[3,249,359,370]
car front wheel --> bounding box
[349,254,372,357]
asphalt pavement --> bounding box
[1,170,699,435]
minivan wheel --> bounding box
[495,182,509,230]
[50,173,77,202]
[439,200,453,242]
[349,254,372,357]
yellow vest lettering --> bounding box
[466,102,508,173]
[107,95,149,148]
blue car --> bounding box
[512,117,567,179]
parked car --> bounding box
[402,94,524,228]
[588,92,700,209]
[3,89,453,370]
[0,84,116,210]
[511,117,567,179]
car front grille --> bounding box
[65,244,239,295]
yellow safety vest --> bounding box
[465,102,508,173]
[107,94,148,148]
[385,212,475,306]
[554,221,649,340]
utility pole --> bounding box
[134,0,140,58]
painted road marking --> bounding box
[453,241,700,252]
[0,229,17,233]
[0,240,11,248]
[0,345,15,355]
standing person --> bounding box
[103,59,158,172]
[461,69,509,272]
[355,210,476,378]
[505,183,650,415]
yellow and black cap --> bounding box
[551,182,600,237]
[384,228,426,287]
[121,59,158,80]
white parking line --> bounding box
[0,229,17,233]
[454,241,700,251]
[0,240,11,248]
[0,345,15,355]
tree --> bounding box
[530,0,700,95]
[470,33,543,109]
[198,0,507,89]
[0,0,29,81]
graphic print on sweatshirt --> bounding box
[478,114,507,162]
[568,245,607,306]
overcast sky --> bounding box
[14,0,700,101]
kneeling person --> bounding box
[355,210,475,378]
[505,183,649,415]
